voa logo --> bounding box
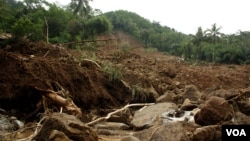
[226,129,246,136]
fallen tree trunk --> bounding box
[34,87,82,118]
[45,92,82,118]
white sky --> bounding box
[51,0,250,35]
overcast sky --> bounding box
[52,0,250,35]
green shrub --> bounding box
[101,61,123,81]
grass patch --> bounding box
[101,61,123,81]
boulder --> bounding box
[236,87,250,115]
[156,91,183,104]
[134,123,192,141]
[194,96,234,126]
[193,125,221,141]
[130,102,177,129]
[201,88,238,100]
[33,113,98,141]
[156,91,175,103]
[182,85,201,101]
[233,111,250,124]
[180,98,198,111]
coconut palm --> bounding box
[205,23,222,62]
[70,0,92,18]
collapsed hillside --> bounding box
[0,31,250,140]
[0,41,131,122]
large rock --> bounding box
[193,125,221,141]
[235,87,250,115]
[134,123,192,141]
[233,111,250,124]
[194,96,234,126]
[202,87,238,100]
[130,102,177,129]
[180,98,198,111]
[33,113,98,141]
[182,85,201,101]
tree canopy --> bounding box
[0,1,250,64]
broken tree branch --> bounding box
[45,92,82,118]
[87,103,155,126]
[34,87,82,118]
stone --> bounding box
[233,111,250,124]
[134,123,192,141]
[181,98,198,111]
[182,85,201,101]
[156,91,175,103]
[156,91,183,104]
[201,88,238,100]
[33,113,98,141]
[120,136,140,141]
[193,125,221,141]
[194,96,234,126]
[49,130,73,141]
[235,87,250,115]
[94,122,129,130]
[130,102,177,129]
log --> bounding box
[45,92,82,118]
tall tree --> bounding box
[70,0,92,18]
[192,26,204,60]
[205,23,222,62]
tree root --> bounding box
[87,103,155,126]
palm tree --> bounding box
[70,0,92,18]
[205,23,222,62]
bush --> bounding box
[101,61,123,81]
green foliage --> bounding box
[104,10,187,53]
[101,61,123,81]
[69,0,92,18]
[11,18,41,39]
[46,5,73,38]
[144,47,158,52]
[84,16,112,38]
[2,1,250,64]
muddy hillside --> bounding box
[0,31,250,141]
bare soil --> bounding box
[0,31,250,140]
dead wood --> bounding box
[34,87,82,118]
[45,92,82,118]
[82,58,101,68]
[87,103,155,126]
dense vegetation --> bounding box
[104,10,250,64]
[0,0,112,45]
[1,0,250,64]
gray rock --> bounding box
[130,102,177,129]
[94,122,129,130]
[33,113,98,141]
[134,123,192,141]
